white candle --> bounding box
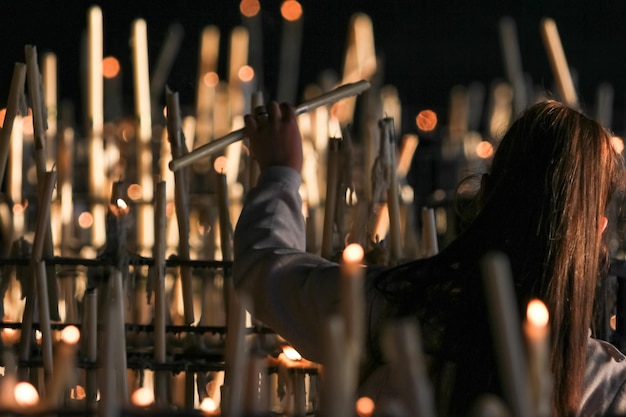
[498,17,527,114]
[83,288,98,407]
[153,181,168,403]
[195,25,220,154]
[166,89,195,325]
[277,0,303,104]
[321,138,342,259]
[524,299,552,417]
[321,316,351,417]
[481,252,532,417]
[46,325,80,406]
[131,18,154,255]
[540,18,578,108]
[87,6,106,249]
[421,207,439,258]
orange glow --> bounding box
[127,184,143,201]
[527,299,549,327]
[23,109,34,135]
[0,108,5,128]
[281,0,302,21]
[131,387,154,407]
[238,65,255,83]
[200,397,219,414]
[356,396,375,417]
[102,56,120,79]
[240,0,260,17]
[61,325,80,344]
[416,109,437,131]
[1,327,20,345]
[78,212,94,229]
[203,71,219,88]
[213,156,227,174]
[282,345,302,361]
[70,385,86,400]
[14,382,39,406]
[12,202,27,215]
[343,243,364,264]
[476,141,494,159]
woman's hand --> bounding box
[244,101,303,173]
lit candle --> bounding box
[498,17,527,115]
[340,243,365,411]
[524,299,552,417]
[481,252,532,417]
[223,291,250,417]
[14,381,39,407]
[87,6,106,249]
[46,325,80,406]
[131,18,154,255]
[381,118,402,265]
[215,156,232,262]
[321,316,351,417]
[228,26,249,119]
[200,397,220,415]
[356,396,375,417]
[131,386,155,408]
[540,18,578,108]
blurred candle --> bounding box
[195,25,220,157]
[540,18,578,108]
[277,0,303,104]
[131,18,154,255]
[14,381,39,407]
[524,299,552,417]
[47,325,80,406]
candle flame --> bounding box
[281,0,302,21]
[1,327,20,345]
[240,0,261,17]
[476,141,494,159]
[12,201,28,215]
[102,56,120,79]
[527,299,549,327]
[238,65,255,83]
[127,184,143,201]
[131,387,154,407]
[203,71,219,88]
[282,345,302,361]
[78,211,94,229]
[117,198,128,210]
[213,156,227,174]
[61,325,81,344]
[356,396,375,417]
[343,243,364,264]
[14,382,39,406]
[0,108,5,128]
[416,109,437,131]
[70,385,86,400]
[200,397,219,413]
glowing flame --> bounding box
[78,212,94,229]
[131,387,154,407]
[415,109,437,131]
[127,184,143,201]
[281,0,302,21]
[0,108,5,128]
[476,141,494,159]
[214,156,227,174]
[116,198,128,210]
[343,243,364,264]
[61,325,80,344]
[239,0,261,17]
[200,397,219,414]
[102,56,120,79]
[527,299,549,327]
[14,382,39,406]
[238,65,255,83]
[356,396,376,417]
[282,346,302,361]
[70,385,86,400]
[203,71,219,88]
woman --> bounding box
[233,100,626,416]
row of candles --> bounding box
[0,2,587,416]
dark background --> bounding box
[2,0,626,135]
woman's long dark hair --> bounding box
[375,100,625,416]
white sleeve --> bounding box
[233,166,342,362]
